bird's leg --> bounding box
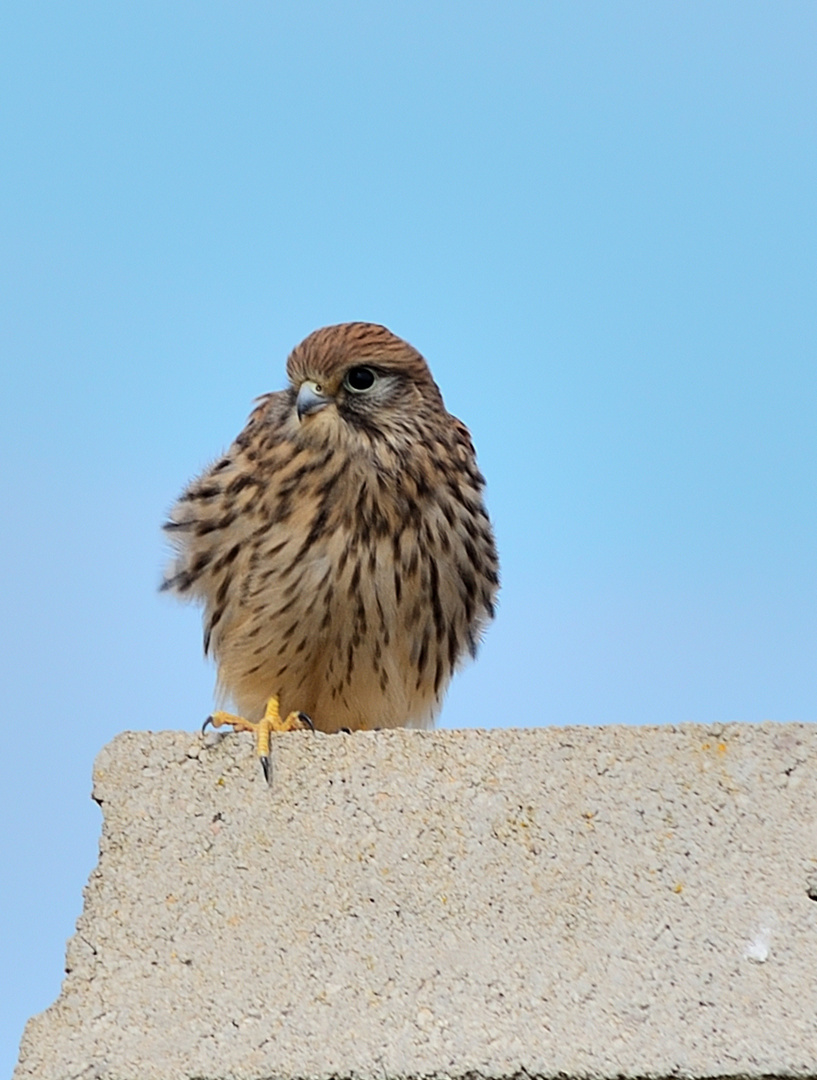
[204,697,313,784]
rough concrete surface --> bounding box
[14,722,817,1080]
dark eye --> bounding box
[343,366,376,393]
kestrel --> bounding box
[162,322,499,779]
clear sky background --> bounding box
[1,1,815,1071]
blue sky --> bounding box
[2,2,815,1071]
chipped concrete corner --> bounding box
[14,723,817,1080]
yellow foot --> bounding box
[203,697,313,784]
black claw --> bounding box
[202,715,214,735]
[260,756,272,785]
[298,712,315,732]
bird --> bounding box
[162,322,499,780]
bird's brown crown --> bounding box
[286,322,439,396]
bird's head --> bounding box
[285,323,445,452]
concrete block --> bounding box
[13,723,817,1080]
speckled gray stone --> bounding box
[13,723,817,1080]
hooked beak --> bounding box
[296,380,332,420]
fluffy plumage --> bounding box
[163,322,499,733]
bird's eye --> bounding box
[343,366,376,393]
